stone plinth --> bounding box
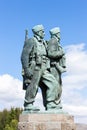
[18,113,76,130]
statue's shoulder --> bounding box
[48,37,57,49]
[23,38,35,49]
[48,37,57,45]
[28,37,36,43]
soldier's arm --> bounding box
[47,49,64,59]
[21,39,34,77]
[47,38,64,59]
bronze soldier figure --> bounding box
[21,25,59,113]
[47,27,66,110]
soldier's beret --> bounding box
[50,27,60,35]
[32,24,44,33]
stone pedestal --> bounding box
[18,113,76,130]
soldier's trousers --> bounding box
[24,63,60,107]
[50,66,62,104]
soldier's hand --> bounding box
[59,50,64,56]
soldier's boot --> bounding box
[46,102,60,110]
[46,102,68,114]
[22,102,40,113]
[46,101,64,113]
[56,100,63,109]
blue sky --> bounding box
[0,0,87,124]
[0,0,87,78]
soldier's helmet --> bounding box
[32,24,44,33]
[49,27,60,35]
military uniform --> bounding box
[21,25,58,112]
[47,27,66,109]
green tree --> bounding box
[0,109,9,130]
[4,124,11,130]
[4,119,18,130]
[10,119,18,130]
[0,107,22,130]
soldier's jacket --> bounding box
[47,37,64,59]
[47,37,66,68]
[21,38,36,89]
[21,39,35,72]
[21,36,50,90]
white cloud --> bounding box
[63,104,87,116]
[0,74,25,110]
[65,43,87,74]
[62,43,87,117]
[0,43,87,124]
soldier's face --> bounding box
[56,32,60,40]
[38,30,45,39]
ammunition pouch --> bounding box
[36,55,47,65]
[36,55,42,65]
[42,55,48,63]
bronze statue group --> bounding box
[21,24,66,113]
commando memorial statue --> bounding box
[21,24,66,113]
[18,25,76,130]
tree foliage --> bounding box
[0,108,22,130]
